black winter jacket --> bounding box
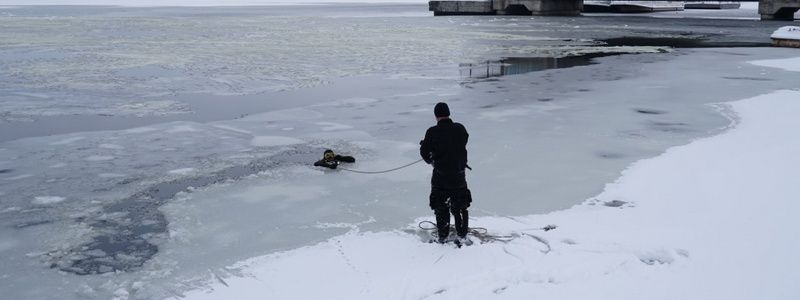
[313,155,355,169]
[420,118,469,174]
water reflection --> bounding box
[460,54,614,79]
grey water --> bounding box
[0,4,784,142]
[1,3,799,300]
[0,75,438,142]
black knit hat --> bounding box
[434,102,450,118]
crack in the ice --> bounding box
[48,146,320,275]
[210,269,230,288]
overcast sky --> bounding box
[0,0,424,6]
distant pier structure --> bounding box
[429,0,800,20]
[429,0,583,16]
[759,0,800,20]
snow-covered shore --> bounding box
[180,70,800,299]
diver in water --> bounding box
[313,149,356,169]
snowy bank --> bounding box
[769,26,800,48]
[771,26,800,41]
[178,86,800,299]
[751,55,800,72]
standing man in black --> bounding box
[420,102,472,245]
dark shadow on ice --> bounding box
[595,151,626,159]
[721,76,774,81]
[53,146,320,275]
[635,108,668,115]
[601,36,771,48]
[460,54,619,80]
[648,121,691,133]
[456,36,750,81]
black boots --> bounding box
[452,208,468,238]
[434,207,470,243]
[435,208,450,242]
[430,187,472,243]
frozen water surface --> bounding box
[0,4,779,138]
[0,4,798,300]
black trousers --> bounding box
[429,187,471,239]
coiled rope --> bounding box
[418,220,556,244]
[338,158,424,174]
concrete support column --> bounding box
[759,0,800,20]
[493,0,583,16]
[429,0,494,15]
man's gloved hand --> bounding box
[420,140,432,164]
[314,159,339,169]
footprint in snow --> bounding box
[637,249,675,265]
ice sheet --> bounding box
[0,5,798,300]
[0,5,774,124]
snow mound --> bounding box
[771,26,800,40]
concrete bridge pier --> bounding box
[429,0,582,16]
[493,0,583,15]
[759,0,800,20]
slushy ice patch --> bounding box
[460,35,772,81]
[45,146,319,275]
[461,53,643,80]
